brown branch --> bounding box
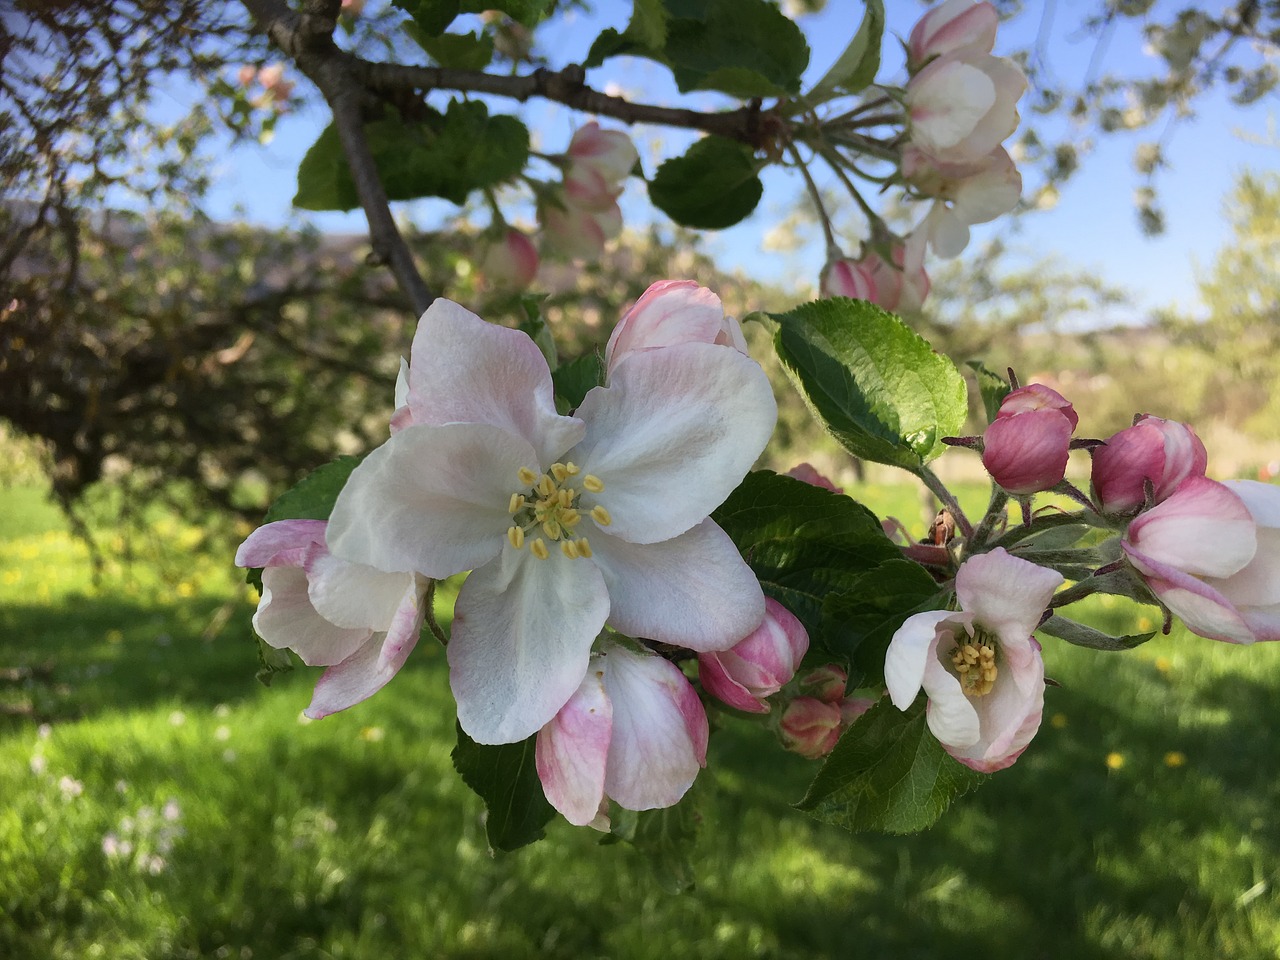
[240,0,435,316]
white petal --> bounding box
[327,423,536,579]
[956,548,1062,642]
[570,343,777,544]
[910,59,996,151]
[236,519,327,568]
[922,649,982,748]
[449,546,610,744]
[306,548,414,631]
[255,566,370,667]
[600,644,708,812]
[535,667,612,827]
[406,299,585,464]
[885,610,955,709]
[587,520,763,651]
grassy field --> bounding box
[2,481,1278,960]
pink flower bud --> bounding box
[340,0,365,15]
[539,197,621,262]
[981,384,1077,495]
[798,664,848,703]
[1091,415,1208,514]
[779,697,844,759]
[566,121,639,184]
[908,0,999,70]
[237,65,257,87]
[480,229,539,291]
[698,598,809,713]
[862,239,931,313]
[820,257,878,301]
[604,280,747,376]
[257,64,285,90]
[564,164,622,212]
[786,462,843,494]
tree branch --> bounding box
[240,0,435,316]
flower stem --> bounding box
[424,578,449,647]
[915,465,973,539]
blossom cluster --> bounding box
[885,382,1279,773]
[822,0,1026,312]
[240,281,847,826]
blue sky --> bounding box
[187,0,1279,322]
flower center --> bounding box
[505,462,609,561]
[950,630,998,698]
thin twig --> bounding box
[786,141,839,255]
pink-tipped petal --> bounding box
[536,667,613,826]
[449,546,610,744]
[571,343,777,544]
[955,548,1063,642]
[587,519,764,651]
[600,644,708,811]
[605,281,727,375]
[698,653,770,713]
[235,519,327,568]
[305,603,423,719]
[1126,478,1255,578]
[326,423,535,580]
[1123,543,1258,644]
[405,299,585,465]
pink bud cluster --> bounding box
[539,122,638,263]
[236,63,296,111]
[779,665,876,760]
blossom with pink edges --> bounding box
[1092,415,1208,514]
[885,548,1062,772]
[235,519,429,719]
[539,198,622,261]
[981,383,1078,495]
[1122,478,1280,644]
[908,0,999,70]
[604,280,748,377]
[907,146,1022,258]
[325,297,777,744]
[698,597,809,713]
[566,121,640,184]
[536,642,708,828]
[906,50,1025,166]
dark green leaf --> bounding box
[649,136,762,230]
[664,0,809,97]
[822,560,944,686]
[1039,614,1155,652]
[712,471,900,646]
[967,360,1010,423]
[452,725,555,852]
[255,639,295,686]
[604,801,698,894]
[771,299,968,470]
[414,29,495,69]
[552,351,605,412]
[797,697,986,833]
[808,0,883,96]
[628,0,669,49]
[295,103,529,211]
[395,0,548,35]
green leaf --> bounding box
[797,697,986,833]
[771,299,969,471]
[395,0,548,35]
[294,102,529,211]
[649,136,762,230]
[808,0,883,97]
[822,559,944,687]
[627,0,669,49]
[516,296,557,372]
[712,471,900,647]
[1039,614,1155,652]
[551,351,605,412]
[413,29,495,69]
[967,360,1010,423]
[255,638,295,687]
[452,725,555,852]
[664,0,809,97]
[604,801,698,894]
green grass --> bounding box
[2,483,1279,959]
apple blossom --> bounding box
[480,229,539,291]
[1121,477,1280,644]
[698,597,809,713]
[820,256,878,301]
[907,146,1023,258]
[539,197,622,261]
[908,0,999,70]
[981,383,1078,495]
[235,519,429,718]
[536,641,708,828]
[604,279,748,376]
[907,51,1026,165]
[1092,414,1208,514]
[566,121,639,185]
[885,548,1063,772]
[325,295,777,744]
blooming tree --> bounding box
[220,0,1280,881]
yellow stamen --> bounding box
[507,526,525,549]
[951,640,998,698]
[560,540,580,559]
[529,538,550,560]
[537,475,556,498]
[517,467,538,487]
[542,520,563,541]
[551,462,569,481]
[576,537,593,558]
[583,474,604,493]
[558,488,574,508]
[590,505,612,526]
[564,462,581,476]
[508,493,526,514]
[559,508,580,526]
